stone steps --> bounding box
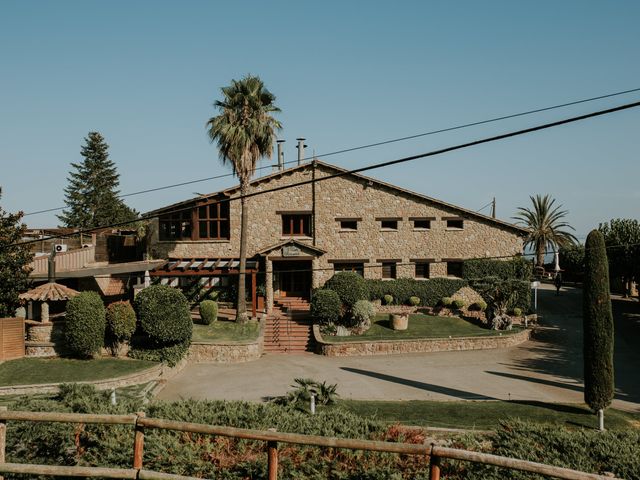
[265,297,314,353]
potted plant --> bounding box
[391,313,408,330]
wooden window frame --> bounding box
[196,201,230,240]
[414,261,431,279]
[446,260,464,278]
[282,213,312,237]
[381,261,397,279]
[445,218,464,230]
[159,210,192,241]
[333,261,365,276]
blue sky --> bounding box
[1,1,639,239]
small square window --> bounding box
[447,219,464,229]
[413,219,431,230]
[447,261,463,277]
[415,262,430,279]
[381,220,398,230]
[381,261,397,279]
[340,220,358,231]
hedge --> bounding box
[324,272,367,309]
[470,277,531,313]
[64,291,106,358]
[365,277,468,307]
[462,257,533,281]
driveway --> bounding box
[157,284,640,412]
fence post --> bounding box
[267,441,278,480]
[0,406,6,480]
[429,444,441,480]
[133,411,145,470]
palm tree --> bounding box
[206,75,281,323]
[513,194,578,267]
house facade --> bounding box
[147,161,526,314]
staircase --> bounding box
[264,297,314,353]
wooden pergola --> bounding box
[150,258,260,317]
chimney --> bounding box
[296,138,307,165]
[277,139,285,171]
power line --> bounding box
[23,86,640,217]
[10,98,640,249]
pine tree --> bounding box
[583,229,614,430]
[0,189,33,317]
[57,132,137,229]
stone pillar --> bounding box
[265,258,273,315]
[312,257,322,289]
[41,301,50,323]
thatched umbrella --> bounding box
[19,283,79,322]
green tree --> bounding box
[58,132,137,229]
[0,189,33,317]
[559,244,585,282]
[513,194,578,267]
[583,229,614,430]
[206,75,281,323]
[598,218,640,297]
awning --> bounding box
[150,258,259,276]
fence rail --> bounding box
[0,409,620,480]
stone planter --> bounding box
[391,313,408,331]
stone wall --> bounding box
[188,341,262,363]
[314,325,531,357]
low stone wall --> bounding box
[314,325,532,357]
[187,319,264,363]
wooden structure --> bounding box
[0,409,619,480]
[0,319,24,361]
[18,282,79,322]
[151,258,259,318]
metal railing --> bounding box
[0,408,620,480]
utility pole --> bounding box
[491,197,496,218]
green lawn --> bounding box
[338,399,640,431]
[192,319,260,343]
[326,314,520,342]
[0,358,158,387]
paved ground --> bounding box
[157,284,640,412]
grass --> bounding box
[338,399,640,431]
[0,358,158,387]
[192,318,260,343]
[326,313,520,342]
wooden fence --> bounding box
[0,409,620,480]
[0,319,24,361]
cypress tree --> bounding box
[583,229,614,429]
[58,132,137,229]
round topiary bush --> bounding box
[105,301,136,355]
[324,272,367,309]
[199,300,218,325]
[452,299,465,310]
[441,297,453,307]
[473,300,488,312]
[311,289,341,325]
[409,296,421,306]
[352,300,376,331]
[512,307,523,317]
[383,294,394,305]
[132,285,193,365]
[65,291,106,358]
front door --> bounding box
[274,260,312,298]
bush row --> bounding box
[462,257,533,281]
[365,277,468,307]
[469,277,531,313]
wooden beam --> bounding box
[251,271,257,318]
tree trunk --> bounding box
[236,183,250,323]
[536,245,545,268]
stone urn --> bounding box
[391,313,409,331]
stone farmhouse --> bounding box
[146,160,527,316]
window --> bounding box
[197,202,230,239]
[447,261,463,277]
[446,219,464,229]
[381,261,397,279]
[380,219,398,230]
[339,220,358,231]
[413,219,431,230]
[159,210,192,241]
[282,214,312,236]
[415,262,430,279]
[334,262,364,276]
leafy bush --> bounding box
[366,277,467,307]
[383,294,394,305]
[409,296,420,306]
[352,300,376,333]
[512,307,522,317]
[132,285,192,366]
[64,291,106,358]
[105,301,136,355]
[199,300,218,325]
[441,297,453,307]
[452,299,465,309]
[462,257,533,280]
[472,300,487,311]
[470,277,531,314]
[310,289,341,325]
[324,272,367,309]
[273,378,339,411]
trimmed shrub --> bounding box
[105,301,136,355]
[311,289,341,325]
[441,297,453,307]
[132,285,192,366]
[462,257,533,280]
[64,291,106,358]
[324,272,367,309]
[366,277,467,307]
[352,300,376,332]
[383,294,394,305]
[409,296,421,306]
[512,307,522,317]
[470,277,531,313]
[472,300,487,311]
[452,299,465,310]
[199,300,218,325]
